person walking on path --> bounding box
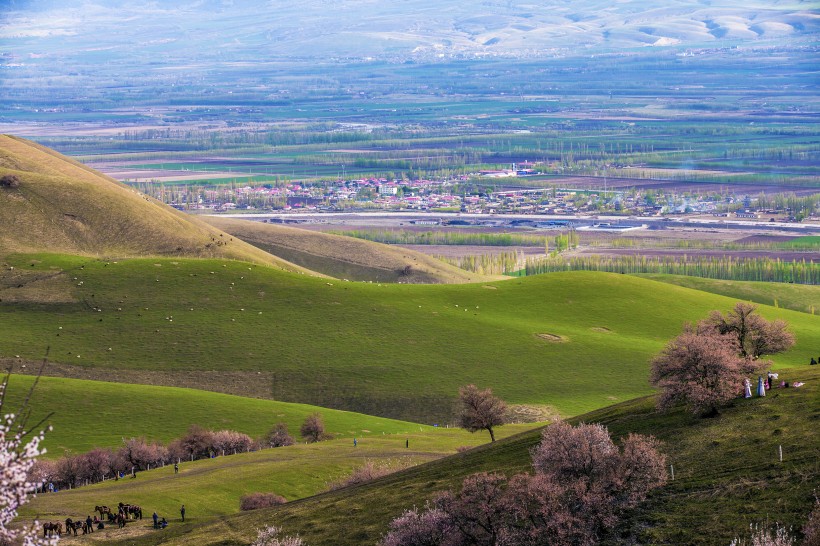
[180,505,186,522]
[406,438,409,448]
[152,512,158,529]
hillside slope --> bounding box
[637,274,820,315]
[3,254,818,423]
[109,366,820,546]
[0,135,312,273]
[203,216,494,284]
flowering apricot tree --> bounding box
[0,370,56,546]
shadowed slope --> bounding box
[99,366,820,546]
[0,135,313,274]
[204,216,495,284]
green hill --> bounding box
[3,253,818,423]
[0,374,440,456]
[0,135,311,273]
[99,366,819,546]
[203,216,493,284]
[637,274,820,315]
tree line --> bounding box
[27,415,329,492]
[523,255,819,284]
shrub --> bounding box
[0,175,20,188]
[240,492,287,511]
[327,459,411,491]
[300,413,329,443]
[381,504,454,546]
[264,423,294,448]
[804,498,820,546]
[729,523,796,546]
[251,525,304,546]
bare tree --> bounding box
[458,384,507,442]
[703,302,795,360]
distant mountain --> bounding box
[2,0,817,65]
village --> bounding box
[149,173,816,223]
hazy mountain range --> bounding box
[2,0,818,65]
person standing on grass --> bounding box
[174,462,178,474]
[180,504,186,522]
[152,512,158,529]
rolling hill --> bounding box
[3,253,818,424]
[0,374,442,456]
[202,216,493,284]
[0,135,310,272]
[55,366,820,545]
[636,274,820,315]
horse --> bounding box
[43,522,62,538]
[130,505,143,520]
[95,504,111,518]
[65,519,88,536]
[119,502,142,520]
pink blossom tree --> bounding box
[650,325,762,417]
[0,370,57,546]
[381,422,667,546]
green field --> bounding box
[3,253,819,425]
[80,365,820,546]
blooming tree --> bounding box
[381,421,667,546]
[0,371,57,546]
[650,325,762,417]
[251,525,305,546]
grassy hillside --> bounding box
[0,135,310,273]
[637,274,820,315]
[0,374,441,456]
[203,216,492,284]
[99,366,820,546]
[3,253,818,424]
[19,415,536,525]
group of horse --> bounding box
[42,502,142,538]
[42,518,90,538]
